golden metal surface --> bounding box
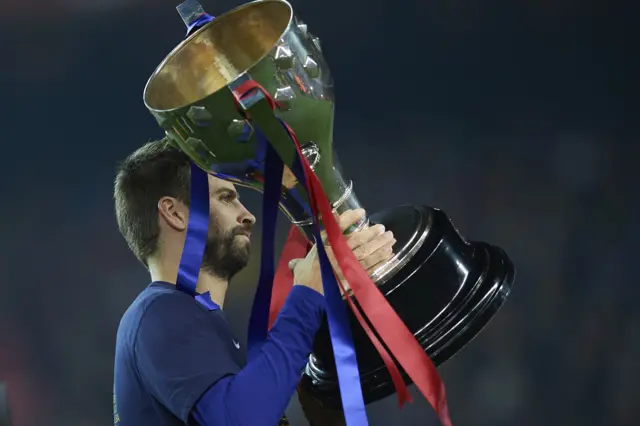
[144,0,292,111]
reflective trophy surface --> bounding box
[143,0,515,407]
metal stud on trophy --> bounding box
[143,0,515,409]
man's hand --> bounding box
[292,210,395,424]
[291,209,396,295]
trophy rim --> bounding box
[142,0,294,113]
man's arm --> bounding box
[134,286,324,426]
[191,285,324,426]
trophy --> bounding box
[143,0,515,407]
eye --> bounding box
[220,191,237,203]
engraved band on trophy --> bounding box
[143,0,515,407]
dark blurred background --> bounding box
[0,0,637,425]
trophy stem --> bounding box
[280,144,370,242]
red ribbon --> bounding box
[280,118,412,409]
[268,225,309,330]
[232,80,451,426]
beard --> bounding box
[201,223,251,280]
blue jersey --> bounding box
[113,281,324,426]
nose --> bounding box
[238,205,256,227]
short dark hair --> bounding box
[114,138,191,266]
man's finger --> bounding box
[320,209,365,244]
[337,208,366,232]
[346,224,387,250]
[359,240,396,270]
[352,231,395,260]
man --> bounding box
[113,138,396,426]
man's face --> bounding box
[201,176,256,280]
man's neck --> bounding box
[148,258,229,308]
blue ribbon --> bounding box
[185,13,214,37]
[244,119,368,424]
[246,133,283,360]
[179,13,367,424]
[176,14,217,302]
[174,162,220,313]
[279,120,368,425]
[176,117,368,425]
[195,291,220,311]
[176,162,211,297]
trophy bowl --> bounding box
[143,0,515,407]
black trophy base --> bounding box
[300,205,515,408]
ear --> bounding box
[157,196,188,232]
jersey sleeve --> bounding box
[134,293,241,423]
[192,285,327,426]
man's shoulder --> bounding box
[119,282,171,323]
[114,283,201,426]
[116,283,193,348]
